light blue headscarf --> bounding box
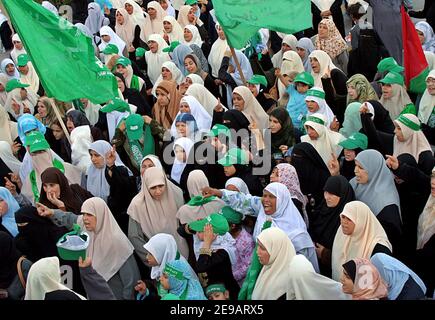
[96,0,112,12]
[297,38,315,72]
[339,102,363,138]
[286,84,308,130]
[229,50,253,86]
[171,44,194,76]
[0,58,20,80]
[0,187,19,237]
[17,114,47,145]
[166,260,206,300]
[371,253,426,300]
[415,21,435,54]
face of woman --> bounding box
[149,184,165,200]
[66,118,75,133]
[18,65,29,75]
[148,40,158,53]
[163,21,173,33]
[431,177,435,197]
[37,102,47,118]
[269,167,279,182]
[147,7,157,19]
[184,28,193,42]
[101,35,111,43]
[51,124,64,140]
[417,30,425,45]
[174,145,187,162]
[187,9,196,23]
[145,252,159,267]
[226,184,240,192]
[247,83,258,96]
[281,42,291,53]
[184,57,197,74]
[257,240,271,265]
[116,64,128,78]
[306,125,319,140]
[156,88,170,107]
[261,190,277,215]
[318,23,329,39]
[116,76,125,92]
[269,116,282,134]
[381,84,393,99]
[43,182,61,199]
[140,159,155,177]
[347,85,358,99]
[0,199,8,217]
[340,214,356,235]
[5,63,15,76]
[310,57,320,73]
[306,100,319,113]
[160,273,170,290]
[354,160,368,184]
[116,11,125,24]
[13,40,23,50]
[20,88,28,101]
[89,150,105,169]
[83,213,97,232]
[341,270,354,294]
[343,149,356,162]
[232,93,245,111]
[394,123,405,142]
[296,47,306,60]
[161,67,172,80]
[125,3,133,14]
[160,0,168,10]
[324,191,341,208]
[217,27,226,40]
[179,102,191,114]
[426,77,435,95]
[176,122,187,137]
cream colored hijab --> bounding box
[77,197,135,281]
[4,87,39,120]
[0,141,21,173]
[25,257,86,300]
[393,114,432,162]
[208,24,229,78]
[0,73,9,106]
[0,106,18,145]
[278,50,305,97]
[177,5,192,28]
[309,49,338,88]
[19,61,40,94]
[115,8,136,47]
[127,167,188,257]
[142,1,165,41]
[176,170,225,224]
[233,86,269,130]
[251,227,296,300]
[418,69,435,124]
[331,201,392,281]
[380,84,412,120]
[185,83,225,116]
[163,15,184,42]
[417,171,435,250]
[145,33,170,85]
[271,34,298,68]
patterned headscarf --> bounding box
[315,18,348,59]
[275,163,306,207]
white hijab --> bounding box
[417,174,435,250]
[418,69,435,124]
[233,86,269,130]
[162,15,184,43]
[19,60,40,94]
[142,1,166,41]
[183,25,203,47]
[83,100,101,126]
[145,34,170,85]
[271,34,298,68]
[10,34,26,65]
[98,26,126,56]
[171,137,194,184]
[185,83,226,116]
[309,50,338,88]
[70,125,93,174]
[1,58,20,80]
[4,87,39,120]
[225,177,250,194]
[304,87,336,127]
[0,106,18,145]
[193,232,237,265]
[0,141,21,173]
[152,61,184,96]
[124,0,146,30]
[208,24,229,78]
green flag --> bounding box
[3,0,118,104]
[213,0,312,49]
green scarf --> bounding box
[30,159,65,203]
[128,124,155,169]
[187,195,217,206]
[237,220,272,300]
[130,75,140,91]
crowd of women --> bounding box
[0,0,434,301]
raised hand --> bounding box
[36,202,54,217]
[385,155,399,170]
[328,152,340,176]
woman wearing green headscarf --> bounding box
[339,102,363,138]
[346,74,378,105]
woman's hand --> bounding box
[214,98,223,112]
[4,176,17,196]
[329,117,340,132]
[279,145,289,154]
[9,172,22,190]
[143,115,153,125]
[11,142,21,155]
[385,155,399,170]
[315,242,325,258]
[36,202,54,217]
[203,223,215,247]
[105,146,116,168]
[328,153,340,176]
[359,102,369,114]
[46,191,65,208]
[201,187,223,198]
[134,280,147,295]
[78,256,92,268]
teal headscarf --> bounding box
[339,102,363,138]
[165,260,206,300]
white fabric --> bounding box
[162,15,184,42]
[170,137,194,184]
[183,25,203,47]
[107,110,130,141]
[4,87,39,121]
[1,58,20,80]
[142,1,166,41]
[84,101,101,126]
[271,34,298,68]
[186,83,225,116]
[193,232,237,265]
[419,69,435,124]
[124,0,146,29]
[19,61,40,94]
[308,50,338,88]
[41,1,59,15]
[70,125,93,174]
[225,177,250,194]
[152,61,184,96]
[208,31,228,78]
[10,35,27,65]
[304,86,336,127]
[0,141,21,173]
[186,74,204,85]
[145,34,170,84]
[0,106,18,146]
[98,25,126,55]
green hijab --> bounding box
[339,102,363,138]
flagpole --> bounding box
[229,47,247,86]
[49,98,72,145]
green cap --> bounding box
[218,147,249,167]
[306,88,326,100]
[125,114,144,140]
[400,103,417,116]
[56,224,89,261]
[135,47,146,58]
[26,131,50,153]
[101,97,131,113]
[5,79,29,92]
[207,124,231,138]
[377,57,404,73]
[247,74,268,87]
[188,213,229,235]
[220,206,242,225]
[102,44,119,55]
[338,132,368,150]
[378,71,404,85]
[205,284,227,296]
[17,54,29,67]
[116,56,131,67]
[185,0,198,5]
[161,293,180,300]
[294,72,314,87]
[162,41,181,53]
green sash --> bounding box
[130,75,140,91]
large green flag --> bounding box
[3,0,117,104]
[213,0,312,49]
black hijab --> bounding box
[342,260,357,282]
[222,109,252,149]
[0,158,11,188]
[367,100,395,134]
[310,175,356,249]
[340,147,364,180]
[270,107,295,154]
[114,72,152,116]
[0,231,21,288]
[67,110,90,128]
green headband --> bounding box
[306,116,325,126]
[397,115,420,131]
[206,284,226,296]
[164,264,186,281]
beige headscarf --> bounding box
[251,227,296,300]
[18,61,40,94]
[152,80,182,129]
[115,8,136,47]
[185,83,225,116]
[393,114,432,162]
[0,106,18,145]
[124,0,146,27]
[208,24,229,78]
[233,86,269,130]
[417,169,435,250]
[127,167,188,257]
[315,18,348,59]
[4,87,39,121]
[177,5,192,28]
[380,84,412,120]
[24,257,86,300]
[162,15,184,43]
[418,69,435,124]
[301,113,345,166]
[77,197,135,281]
[0,73,9,106]
[331,201,392,281]
[0,141,21,173]
[176,170,225,224]
[278,50,305,98]
[271,34,298,68]
[142,1,165,41]
[309,49,338,88]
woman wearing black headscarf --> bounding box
[291,142,330,219]
[0,231,32,300]
[269,107,297,155]
[222,109,254,151]
[309,175,355,277]
[66,110,103,141]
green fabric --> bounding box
[17,53,29,67]
[135,47,146,57]
[409,67,429,94]
[339,102,362,138]
[213,0,312,49]
[305,115,325,126]
[162,41,180,53]
[243,31,262,59]
[218,147,249,167]
[125,114,144,140]
[377,57,404,73]
[161,293,180,300]
[26,131,50,152]
[338,132,368,150]
[130,75,140,91]
[306,88,326,99]
[116,56,131,67]
[102,44,119,55]
[129,124,155,169]
[220,206,243,224]
[5,79,29,92]
[187,195,217,206]
[206,284,227,296]
[72,99,86,113]
[238,220,272,300]
[248,74,268,87]
[56,224,89,261]
[397,114,420,131]
[185,0,198,5]
[101,97,131,113]
[379,72,404,85]
[400,103,417,116]
[163,264,186,281]
[3,0,117,104]
[188,213,229,235]
[294,72,314,87]
[207,124,231,138]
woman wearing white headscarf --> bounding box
[308,49,340,88]
[98,25,126,56]
[0,107,18,146]
[142,1,165,41]
[271,34,298,68]
[208,23,228,78]
[162,15,184,43]
[1,58,20,80]
[304,86,336,127]
[232,86,268,130]
[277,50,305,99]
[177,5,193,28]
[124,0,146,42]
[185,83,225,116]
[416,21,435,54]
[41,1,59,15]
[70,125,93,174]
[151,61,184,96]
[145,33,170,84]
[17,56,40,94]
[10,34,26,65]
[183,25,203,47]
[225,177,250,194]
[0,73,9,106]
[85,2,110,42]
[171,137,194,184]
[0,141,21,173]
[185,73,204,86]
[418,70,435,145]
[4,83,39,121]
[115,8,137,48]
